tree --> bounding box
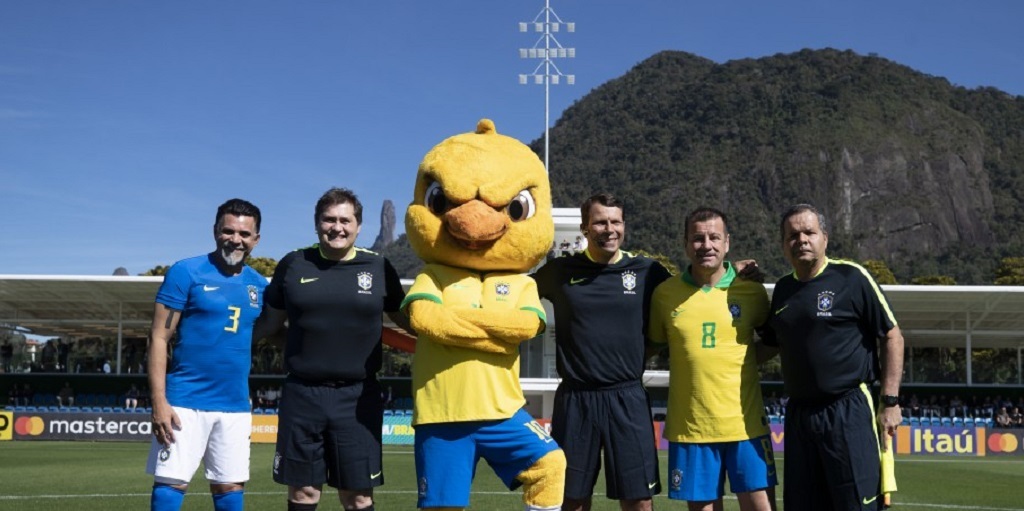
[861,260,897,285]
[247,257,278,277]
[380,234,425,279]
[632,249,681,276]
[910,275,956,285]
[140,265,170,276]
[139,258,278,278]
[994,257,1024,285]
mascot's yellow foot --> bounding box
[518,449,566,510]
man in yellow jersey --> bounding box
[762,204,903,511]
[649,207,777,511]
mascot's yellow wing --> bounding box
[407,301,543,355]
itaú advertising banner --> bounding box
[12,412,151,441]
[896,426,985,456]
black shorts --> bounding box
[784,385,882,511]
[550,381,661,501]
[273,376,383,490]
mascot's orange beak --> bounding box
[444,199,509,250]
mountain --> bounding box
[384,49,1024,283]
[535,49,1024,283]
[371,200,397,252]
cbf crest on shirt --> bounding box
[621,270,638,294]
[816,290,835,316]
[358,271,374,294]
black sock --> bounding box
[287,501,317,511]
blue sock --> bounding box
[151,484,185,511]
[212,489,244,511]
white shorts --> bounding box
[146,407,252,484]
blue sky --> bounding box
[2,0,1022,275]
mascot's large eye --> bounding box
[424,182,448,215]
[506,189,536,222]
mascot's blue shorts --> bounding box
[415,408,560,508]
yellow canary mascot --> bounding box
[402,119,565,511]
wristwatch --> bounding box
[881,394,900,407]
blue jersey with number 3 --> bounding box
[156,253,267,412]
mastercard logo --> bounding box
[15,416,45,436]
[987,432,1020,453]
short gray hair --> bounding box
[779,203,828,240]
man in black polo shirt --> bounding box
[532,193,669,511]
[255,187,411,511]
[763,204,904,511]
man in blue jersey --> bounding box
[146,198,267,511]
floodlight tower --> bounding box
[518,0,575,173]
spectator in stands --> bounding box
[996,407,1013,428]
[571,235,584,252]
[125,342,138,374]
[7,384,21,406]
[902,394,915,418]
[923,395,941,418]
[57,339,72,373]
[57,382,75,408]
[764,392,782,416]
[381,385,393,410]
[263,386,280,409]
[949,395,967,418]
[1,340,13,373]
[256,386,269,409]
[980,396,996,419]
[125,384,140,411]
[1013,407,1024,427]
[42,341,57,371]
[102,359,112,374]
[20,383,34,406]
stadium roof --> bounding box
[1,276,1024,350]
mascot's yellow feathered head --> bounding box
[406,119,553,272]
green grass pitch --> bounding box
[2,442,1023,510]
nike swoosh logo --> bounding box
[862,495,878,505]
[203,285,219,291]
[774,305,789,315]
[300,277,319,284]
[569,277,587,285]
[370,471,382,480]
[648,481,658,490]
